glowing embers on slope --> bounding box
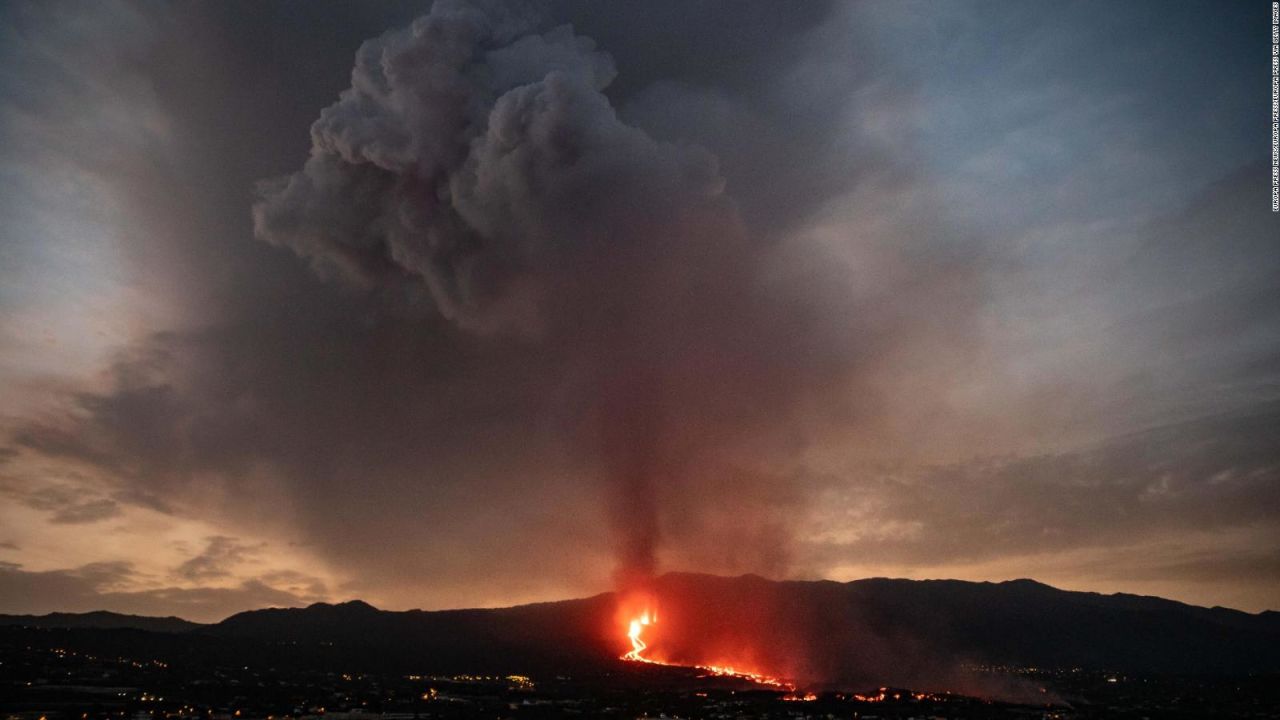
[619,603,795,691]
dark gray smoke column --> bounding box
[254,0,830,586]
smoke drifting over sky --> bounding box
[251,0,867,585]
[0,0,1277,621]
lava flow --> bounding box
[620,607,795,691]
[623,609,658,663]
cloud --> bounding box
[1,482,122,525]
[800,399,1280,612]
[0,561,138,608]
[49,498,121,524]
[173,536,265,581]
[0,560,325,622]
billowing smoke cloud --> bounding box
[252,0,847,585]
[5,0,1276,621]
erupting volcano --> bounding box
[619,603,795,691]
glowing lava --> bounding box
[620,606,795,691]
[695,663,793,690]
[623,609,658,663]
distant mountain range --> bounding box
[0,610,203,634]
[3,573,1277,687]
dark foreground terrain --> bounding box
[1,630,1277,720]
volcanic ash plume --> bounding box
[254,0,836,585]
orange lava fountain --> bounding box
[620,606,795,691]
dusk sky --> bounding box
[1,0,1276,623]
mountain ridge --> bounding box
[4,573,1276,684]
[0,609,204,633]
[5,573,1276,628]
